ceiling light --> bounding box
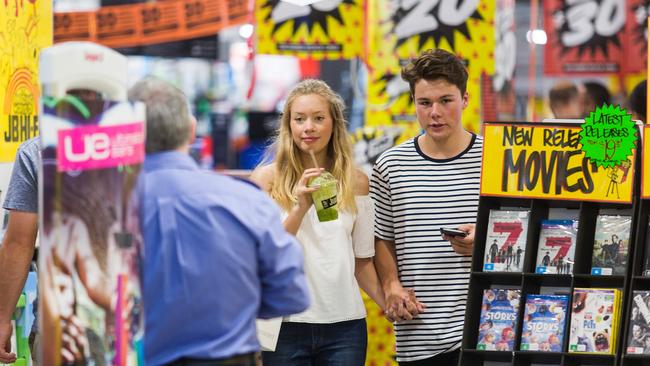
[239,23,254,39]
[526,29,547,45]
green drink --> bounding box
[309,171,339,222]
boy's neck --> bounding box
[418,129,472,160]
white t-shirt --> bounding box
[284,195,375,323]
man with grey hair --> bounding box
[128,77,310,366]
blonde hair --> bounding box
[267,79,356,213]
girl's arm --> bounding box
[352,169,385,309]
[355,257,386,310]
[250,165,322,235]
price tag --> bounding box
[140,1,183,44]
[183,0,226,38]
[95,5,140,47]
[227,0,248,25]
[54,12,93,42]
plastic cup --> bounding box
[309,171,338,222]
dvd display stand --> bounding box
[620,124,650,366]
[460,122,641,366]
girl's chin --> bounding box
[299,144,322,153]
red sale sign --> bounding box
[543,0,625,75]
[622,0,648,73]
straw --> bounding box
[309,150,320,170]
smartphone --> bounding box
[440,228,468,237]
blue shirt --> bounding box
[141,152,309,365]
[3,137,40,213]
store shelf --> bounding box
[523,273,573,287]
[514,350,563,365]
[563,353,615,366]
[460,349,513,363]
[461,122,642,366]
[572,274,625,288]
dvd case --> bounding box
[520,294,569,352]
[568,288,621,354]
[642,222,650,276]
[477,289,520,351]
[535,220,578,274]
[591,215,631,276]
[483,210,530,272]
[626,291,650,354]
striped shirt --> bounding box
[370,134,483,362]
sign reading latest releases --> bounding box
[579,104,637,169]
[481,123,634,203]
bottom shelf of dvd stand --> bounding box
[460,350,616,366]
[621,354,650,366]
[460,272,626,366]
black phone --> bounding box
[440,228,468,237]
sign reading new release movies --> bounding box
[481,123,635,203]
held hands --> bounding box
[384,285,426,322]
[443,223,475,256]
[293,168,324,211]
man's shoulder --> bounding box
[16,137,41,160]
[204,172,281,220]
[157,169,277,216]
[200,170,262,193]
[3,138,40,212]
[204,171,273,203]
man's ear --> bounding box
[188,116,197,144]
[462,92,469,109]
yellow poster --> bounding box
[641,126,650,198]
[0,0,52,162]
[365,0,495,143]
[482,123,634,203]
[255,0,364,59]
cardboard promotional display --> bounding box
[38,42,145,366]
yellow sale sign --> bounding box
[365,0,495,142]
[0,0,52,161]
[481,123,634,203]
[642,125,650,198]
[255,0,364,59]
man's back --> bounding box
[141,151,309,365]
